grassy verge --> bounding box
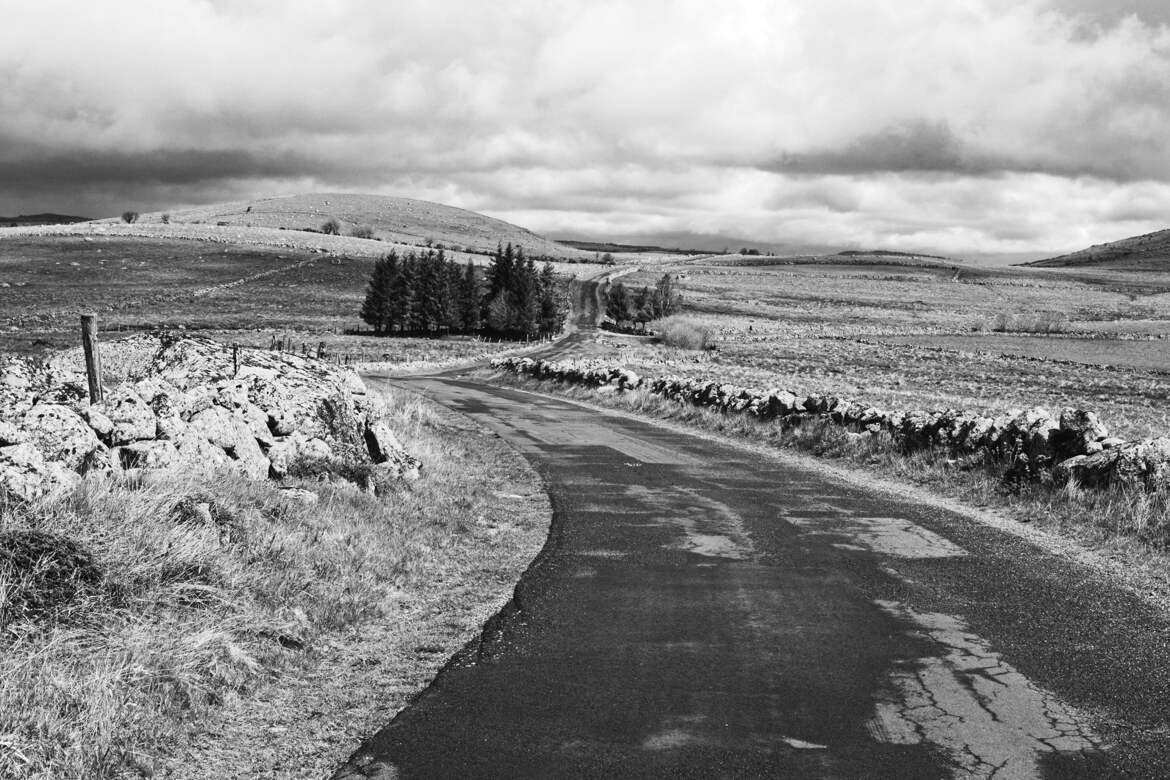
[486,372,1170,556]
[0,384,550,779]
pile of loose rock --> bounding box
[492,355,1164,491]
[1,335,419,501]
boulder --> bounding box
[1053,408,1109,459]
[115,440,180,470]
[0,443,79,501]
[104,386,158,444]
[21,404,105,472]
[364,417,405,464]
[188,406,270,479]
[79,406,114,438]
[0,420,24,446]
[268,433,332,478]
[171,428,232,471]
[1055,437,1170,490]
[767,390,800,416]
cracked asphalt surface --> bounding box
[335,376,1170,779]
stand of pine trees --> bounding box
[360,244,568,338]
[604,273,681,328]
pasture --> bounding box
[583,257,1170,439]
[0,233,602,364]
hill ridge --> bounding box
[1025,227,1170,271]
[115,192,588,260]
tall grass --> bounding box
[652,316,712,350]
[0,387,507,778]
[985,311,1070,334]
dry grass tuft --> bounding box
[653,316,712,350]
[984,310,1070,334]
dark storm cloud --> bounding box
[769,122,974,177]
[3,0,1170,255]
[0,147,322,187]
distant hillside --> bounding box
[0,213,90,227]
[558,239,704,256]
[117,193,590,261]
[1026,228,1170,271]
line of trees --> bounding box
[604,273,682,327]
[360,244,568,338]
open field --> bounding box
[568,258,1170,440]
[0,232,611,362]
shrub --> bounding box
[285,453,395,495]
[121,211,139,224]
[351,224,374,239]
[987,311,1069,334]
[160,213,170,224]
[0,529,102,626]
[653,316,712,350]
[321,219,341,236]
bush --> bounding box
[121,211,139,224]
[987,311,1069,334]
[0,529,102,626]
[160,213,170,224]
[351,224,374,239]
[285,453,395,495]
[653,316,711,350]
[321,219,341,236]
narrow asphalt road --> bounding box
[336,377,1170,779]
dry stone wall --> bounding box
[492,356,1159,491]
[0,336,419,501]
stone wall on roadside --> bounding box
[492,355,1160,492]
[0,335,420,501]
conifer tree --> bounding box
[460,260,482,332]
[359,255,391,333]
[652,272,681,318]
[606,281,632,324]
[633,285,653,324]
[393,251,417,333]
[538,261,561,334]
[514,250,539,336]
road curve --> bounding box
[336,378,1170,779]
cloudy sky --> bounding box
[2,0,1169,259]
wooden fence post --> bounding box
[232,343,240,376]
[80,314,104,405]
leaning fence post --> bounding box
[80,314,104,405]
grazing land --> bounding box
[566,255,1170,440]
[0,232,610,363]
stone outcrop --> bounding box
[492,356,1149,491]
[0,336,419,500]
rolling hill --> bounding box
[111,193,591,261]
[1025,227,1170,271]
[0,213,90,227]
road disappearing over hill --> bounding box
[336,374,1170,778]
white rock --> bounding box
[21,403,105,471]
[104,386,158,444]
